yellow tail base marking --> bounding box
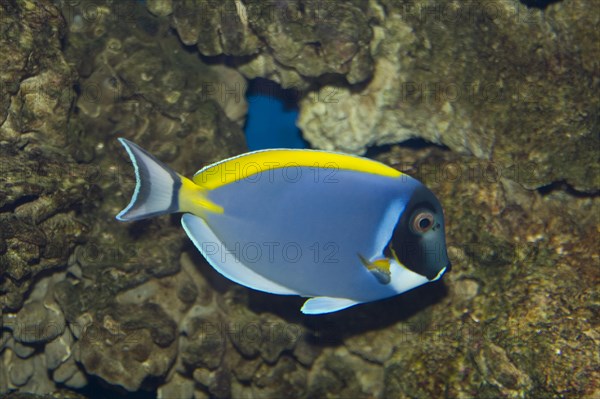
[179,175,224,215]
[193,149,403,189]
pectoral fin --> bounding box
[358,254,391,284]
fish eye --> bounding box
[411,210,435,234]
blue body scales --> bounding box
[116,139,450,314]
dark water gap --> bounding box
[244,78,308,150]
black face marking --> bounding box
[385,185,450,280]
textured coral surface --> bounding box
[1,1,597,398]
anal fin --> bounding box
[181,214,298,295]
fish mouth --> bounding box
[431,262,451,281]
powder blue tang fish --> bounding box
[116,138,451,314]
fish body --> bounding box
[116,139,450,314]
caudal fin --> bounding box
[116,138,181,221]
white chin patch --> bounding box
[389,261,431,294]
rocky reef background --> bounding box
[0,0,598,398]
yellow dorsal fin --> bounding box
[193,149,403,190]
